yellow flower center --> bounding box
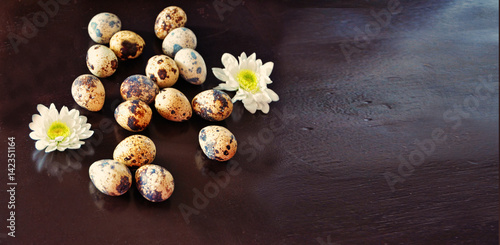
[237,69,259,93]
[47,121,70,140]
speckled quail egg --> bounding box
[155,88,192,122]
[89,159,132,196]
[113,135,156,167]
[71,74,105,111]
[145,55,179,88]
[86,44,118,78]
[154,6,187,40]
[192,89,233,121]
[114,100,152,132]
[120,75,159,104]
[88,12,121,44]
[162,27,197,57]
[135,164,174,202]
[109,30,145,60]
[199,126,237,162]
[174,48,206,85]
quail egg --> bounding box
[155,88,192,122]
[71,74,105,112]
[199,126,237,162]
[120,75,159,104]
[88,12,122,44]
[154,6,187,40]
[135,164,175,202]
[86,44,118,78]
[89,159,132,196]
[109,30,145,60]
[192,89,233,121]
[113,135,156,167]
[174,48,206,85]
[114,100,152,132]
[145,55,179,88]
[162,27,197,57]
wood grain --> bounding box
[0,0,497,244]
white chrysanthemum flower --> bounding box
[213,52,279,114]
[29,103,94,153]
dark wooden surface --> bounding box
[0,0,498,244]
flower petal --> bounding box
[246,53,257,71]
[54,136,65,141]
[30,131,44,140]
[37,104,49,116]
[68,143,83,149]
[238,52,248,70]
[243,100,257,114]
[80,130,94,139]
[29,121,41,132]
[248,53,256,63]
[239,52,247,61]
[242,94,255,104]
[261,76,273,85]
[48,104,58,120]
[262,61,274,77]
[82,123,92,131]
[260,102,270,114]
[56,145,68,151]
[215,83,239,91]
[68,108,78,119]
[222,53,237,69]
[265,88,280,101]
[256,59,263,69]
[232,91,247,102]
[213,68,229,82]
[221,54,240,78]
[30,114,43,127]
[45,144,57,153]
[35,140,49,150]
[59,106,69,120]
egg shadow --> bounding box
[148,113,193,139]
[229,102,255,124]
[88,181,131,212]
[150,35,164,56]
[191,114,230,130]
[194,148,231,176]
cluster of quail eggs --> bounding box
[72,7,239,202]
[89,135,175,202]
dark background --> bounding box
[0,0,498,244]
